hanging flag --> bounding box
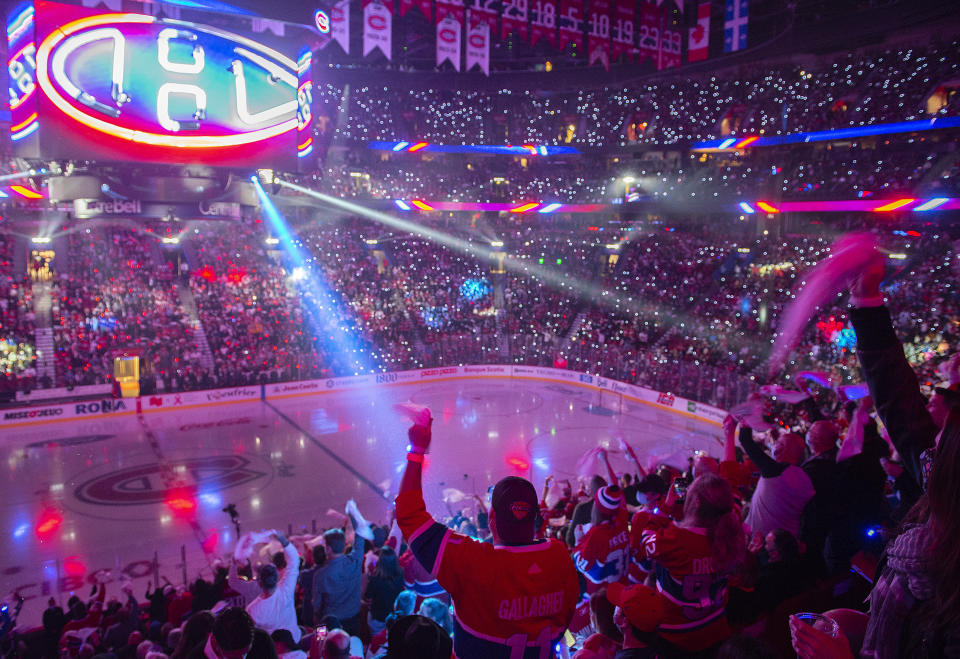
[611,0,635,61]
[471,0,500,31]
[501,0,529,41]
[436,0,465,23]
[530,0,558,47]
[557,0,584,49]
[330,0,350,54]
[399,0,432,18]
[637,1,659,63]
[437,16,462,69]
[658,25,681,68]
[687,1,709,61]
[723,0,747,52]
[363,0,392,59]
[587,0,610,69]
[466,12,491,74]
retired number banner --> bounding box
[501,0,529,41]
[637,1,659,63]
[530,0,558,47]
[587,0,611,69]
[558,0,584,49]
[611,0,635,61]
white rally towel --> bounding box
[768,233,879,377]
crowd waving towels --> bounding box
[233,530,275,562]
[768,233,880,378]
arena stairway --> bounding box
[31,281,57,385]
[175,282,216,372]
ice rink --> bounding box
[0,377,722,622]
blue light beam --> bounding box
[251,177,379,375]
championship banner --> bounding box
[501,0,529,41]
[611,0,635,61]
[399,0,432,18]
[658,25,681,68]
[587,0,611,70]
[530,0,558,47]
[558,0,584,49]
[637,1,659,63]
[688,1,709,61]
[466,14,490,74]
[471,0,500,31]
[437,16,462,69]
[331,0,350,53]
[436,0,465,23]
[363,0,392,59]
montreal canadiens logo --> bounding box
[35,13,298,149]
[74,455,267,506]
[469,33,486,48]
[440,28,457,42]
[314,9,330,33]
[368,14,387,29]
[510,501,531,520]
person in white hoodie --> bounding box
[245,531,301,643]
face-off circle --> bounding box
[65,450,274,521]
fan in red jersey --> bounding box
[632,473,747,654]
[395,417,580,659]
[573,485,630,594]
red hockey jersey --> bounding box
[396,489,579,658]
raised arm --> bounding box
[722,415,738,464]
[737,425,786,478]
[848,251,935,487]
[599,449,618,485]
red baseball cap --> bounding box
[606,582,666,633]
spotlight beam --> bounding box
[275,181,730,356]
[252,177,378,375]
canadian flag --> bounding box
[688,2,710,62]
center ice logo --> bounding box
[35,13,297,148]
[74,455,267,506]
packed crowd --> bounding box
[50,228,200,391]
[319,155,614,205]
[3,212,957,420]
[319,39,959,148]
[310,131,957,208]
[0,233,36,394]
[5,243,959,658]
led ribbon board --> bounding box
[29,0,319,168]
[369,141,582,155]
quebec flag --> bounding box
[723,0,748,52]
